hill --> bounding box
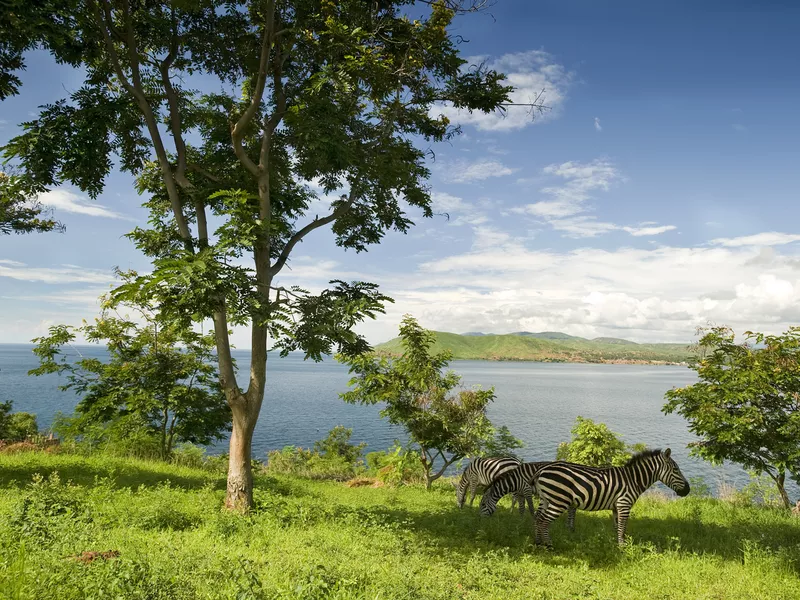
[1,451,797,599]
[376,331,693,364]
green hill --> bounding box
[376,331,693,364]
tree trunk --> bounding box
[774,469,790,509]
[225,395,259,511]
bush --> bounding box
[10,473,88,544]
[0,401,39,442]
[556,416,644,466]
[264,427,366,481]
[366,444,426,486]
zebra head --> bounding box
[478,483,502,517]
[456,475,469,508]
[655,448,690,497]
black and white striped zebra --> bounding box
[457,457,527,512]
[478,461,576,524]
[532,448,690,547]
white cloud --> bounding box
[359,237,800,344]
[711,232,800,247]
[623,224,677,237]
[432,50,574,132]
[732,123,747,132]
[0,259,26,267]
[430,192,489,226]
[38,189,135,220]
[512,159,675,239]
[440,159,517,183]
[594,117,602,132]
[0,261,114,284]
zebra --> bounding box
[532,448,690,548]
[479,461,576,525]
[457,457,529,513]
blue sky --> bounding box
[2,0,800,346]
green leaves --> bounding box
[29,278,231,458]
[663,326,800,506]
[338,315,521,485]
[556,416,641,467]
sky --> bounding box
[2,0,800,348]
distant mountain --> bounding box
[462,332,488,336]
[512,331,585,341]
[375,331,693,365]
[592,337,639,345]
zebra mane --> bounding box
[624,449,663,468]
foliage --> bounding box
[365,443,426,486]
[556,416,645,467]
[339,315,522,488]
[0,402,39,442]
[265,426,366,481]
[29,279,231,458]
[664,326,800,508]
[1,0,515,509]
[1,451,800,600]
[0,171,64,235]
[313,425,367,466]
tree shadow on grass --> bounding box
[322,500,800,571]
[0,459,225,491]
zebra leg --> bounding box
[526,492,536,517]
[468,481,478,506]
[535,502,563,549]
[612,507,618,530]
[615,502,632,547]
[567,505,576,532]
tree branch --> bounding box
[269,185,359,278]
[93,0,193,248]
[231,0,276,178]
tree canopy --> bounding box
[663,326,800,508]
[339,314,522,488]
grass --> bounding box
[375,331,694,364]
[1,451,799,599]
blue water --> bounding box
[1,344,794,498]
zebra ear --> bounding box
[663,448,671,458]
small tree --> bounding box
[339,315,521,489]
[556,416,645,467]
[664,326,800,508]
[29,282,231,458]
[0,401,39,441]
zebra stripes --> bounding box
[478,461,576,525]
[457,457,525,511]
[533,448,690,547]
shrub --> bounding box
[264,427,367,481]
[10,473,88,544]
[366,444,426,486]
[556,416,644,466]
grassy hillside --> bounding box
[2,451,799,599]
[376,331,694,364]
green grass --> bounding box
[375,331,694,364]
[2,451,799,599]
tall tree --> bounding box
[3,0,516,510]
[664,326,800,508]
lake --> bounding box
[0,343,792,497]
